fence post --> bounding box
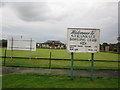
[49,52,52,69]
[4,49,7,66]
[70,52,74,80]
[91,53,94,80]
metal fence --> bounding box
[1,55,119,70]
[0,48,119,70]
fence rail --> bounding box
[0,56,119,62]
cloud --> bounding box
[1,1,118,43]
[0,2,5,8]
[118,1,120,37]
[9,2,51,21]
[5,2,68,22]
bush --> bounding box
[113,48,117,52]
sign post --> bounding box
[67,27,100,80]
[49,52,52,69]
[71,52,74,80]
[91,53,94,80]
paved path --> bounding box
[2,66,119,78]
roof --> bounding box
[44,40,64,44]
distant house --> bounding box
[100,43,120,53]
[37,40,66,49]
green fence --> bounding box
[1,48,119,70]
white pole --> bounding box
[10,37,13,60]
[29,38,32,60]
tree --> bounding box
[0,39,7,47]
[117,36,120,42]
[102,43,108,46]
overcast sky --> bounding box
[0,0,118,44]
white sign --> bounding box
[7,38,36,51]
[67,28,100,53]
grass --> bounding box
[1,47,119,60]
[0,76,1,89]
[2,74,119,88]
[1,48,119,88]
[1,47,119,69]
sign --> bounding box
[7,38,36,51]
[67,28,100,53]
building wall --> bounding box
[36,42,66,49]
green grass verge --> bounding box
[2,74,119,88]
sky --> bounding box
[0,0,119,44]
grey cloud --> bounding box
[118,1,120,37]
[2,2,118,43]
[0,2,6,8]
[7,2,68,22]
[9,2,51,22]
[66,2,118,43]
